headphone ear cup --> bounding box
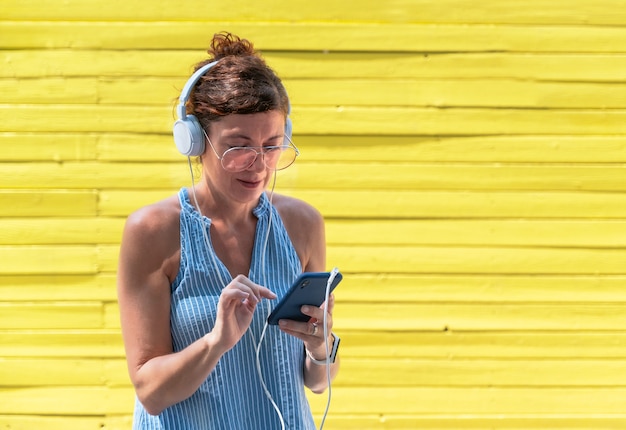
[284,116,293,145]
[173,114,205,156]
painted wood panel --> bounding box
[5,105,626,135]
[5,50,626,82]
[7,21,626,53]
[6,385,626,416]
[4,218,626,247]
[5,330,626,360]
[8,77,626,109]
[4,161,626,192]
[32,132,626,164]
[6,356,626,388]
[2,0,626,428]
[4,0,626,25]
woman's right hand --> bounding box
[210,274,277,351]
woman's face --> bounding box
[203,110,286,204]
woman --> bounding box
[117,32,340,429]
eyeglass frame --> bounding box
[201,128,300,172]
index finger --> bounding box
[232,275,277,301]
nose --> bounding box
[248,149,266,171]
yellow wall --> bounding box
[2,1,626,428]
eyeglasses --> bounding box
[204,131,300,173]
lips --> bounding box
[238,178,263,189]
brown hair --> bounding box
[186,32,290,131]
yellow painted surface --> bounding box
[2,0,626,429]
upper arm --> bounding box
[301,204,326,272]
[117,203,179,384]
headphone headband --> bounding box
[175,60,219,121]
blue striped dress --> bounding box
[132,187,315,430]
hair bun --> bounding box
[209,32,256,60]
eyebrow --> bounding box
[223,133,284,144]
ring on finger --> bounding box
[311,322,318,336]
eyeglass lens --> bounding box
[221,146,298,172]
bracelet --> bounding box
[305,333,340,365]
[306,348,332,365]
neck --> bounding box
[191,182,260,227]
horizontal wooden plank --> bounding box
[10,21,600,52]
[4,0,626,26]
[0,162,187,189]
[0,132,178,162]
[216,159,626,192]
[290,106,626,136]
[0,190,97,217]
[3,414,626,430]
[89,133,626,163]
[0,218,122,245]
[333,303,626,331]
[3,273,626,305]
[0,329,124,358]
[2,273,626,304]
[4,105,626,135]
[0,302,104,329]
[6,385,626,416]
[5,329,626,359]
[0,132,97,161]
[308,387,626,415]
[329,245,626,275]
[0,246,98,275]
[0,416,109,430]
[3,161,626,192]
[339,358,626,387]
[5,50,626,82]
[0,273,626,304]
[0,77,99,104]
[343,330,626,359]
[338,274,626,303]
[289,78,626,109]
[3,356,626,390]
[101,301,626,331]
[7,77,626,109]
[0,386,134,415]
[101,189,626,219]
[96,243,626,275]
[326,219,626,247]
[0,105,170,133]
[0,357,128,387]
[295,134,626,163]
[4,218,626,248]
[306,415,626,430]
[0,274,116,301]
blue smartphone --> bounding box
[267,271,343,325]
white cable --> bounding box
[189,157,285,427]
[252,171,287,430]
[318,267,339,430]
[187,157,228,288]
[253,316,285,430]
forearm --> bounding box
[303,331,340,393]
[303,352,340,394]
[132,332,226,415]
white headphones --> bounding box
[173,60,293,157]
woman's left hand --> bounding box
[278,293,335,358]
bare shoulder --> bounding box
[271,193,323,229]
[271,193,326,271]
[120,194,182,283]
[124,194,181,241]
